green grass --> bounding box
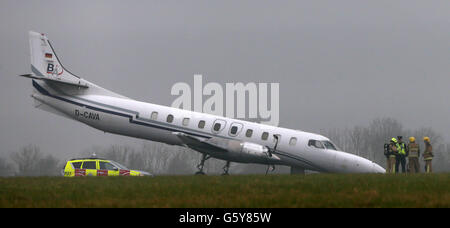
[1,174,449,208]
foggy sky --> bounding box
[1,0,449,160]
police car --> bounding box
[62,157,152,177]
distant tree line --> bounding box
[1,117,449,176]
[0,144,61,176]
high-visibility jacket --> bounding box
[398,142,406,155]
[423,143,433,161]
[389,143,399,158]
[408,143,420,158]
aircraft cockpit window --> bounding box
[322,141,338,151]
[308,139,324,149]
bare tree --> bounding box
[10,144,42,176]
[37,154,61,176]
[324,128,352,152]
[10,145,60,176]
[348,126,366,157]
[0,156,14,176]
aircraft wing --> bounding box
[172,132,280,163]
[172,132,228,153]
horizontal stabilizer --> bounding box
[33,95,73,120]
[19,74,89,88]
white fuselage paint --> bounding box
[32,80,385,173]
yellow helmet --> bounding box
[391,138,397,143]
[423,136,430,142]
[409,137,415,143]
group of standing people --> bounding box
[384,136,434,174]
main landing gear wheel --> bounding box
[221,161,231,176]
[265,165,276,175]
[195,154,210,175]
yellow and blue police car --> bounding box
[62,157,152,177]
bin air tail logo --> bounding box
[46,63,64,76]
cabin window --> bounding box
[182,118,190,126]
[246,129,253,137]
[261,132,269,141]
[72,162,82,169]
[82,161,96,169]
[99,162,117,170]
[211,119,227,134]
[213,123,221,132]
[198,120,205,129]
[150,111,158,120]
[166,114,174,123]
[228,123,243,137]
[289,137,297,146]
[308,139,324,149]
[230,126,238,135]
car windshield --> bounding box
[322,140,339,151]
[109,160,129,170]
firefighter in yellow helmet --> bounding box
[407,137,420,173]
[387,138,399,173]
[423,137,433,173]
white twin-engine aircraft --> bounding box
[21,31,385,175]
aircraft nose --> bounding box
[357,156,385,173]
[371,162,386,173]
[334,151,385,173]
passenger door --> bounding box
[81,161,98,176]
[99,161,119,176]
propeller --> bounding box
[265,134,280,175]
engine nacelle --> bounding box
[178,135,282,164]
[225,141,281,163]
[241,142,270,157]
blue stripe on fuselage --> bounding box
[32,80,210,139]
[31,80,322,171]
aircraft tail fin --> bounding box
[29,31,81,82]
[26,31,128,98]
